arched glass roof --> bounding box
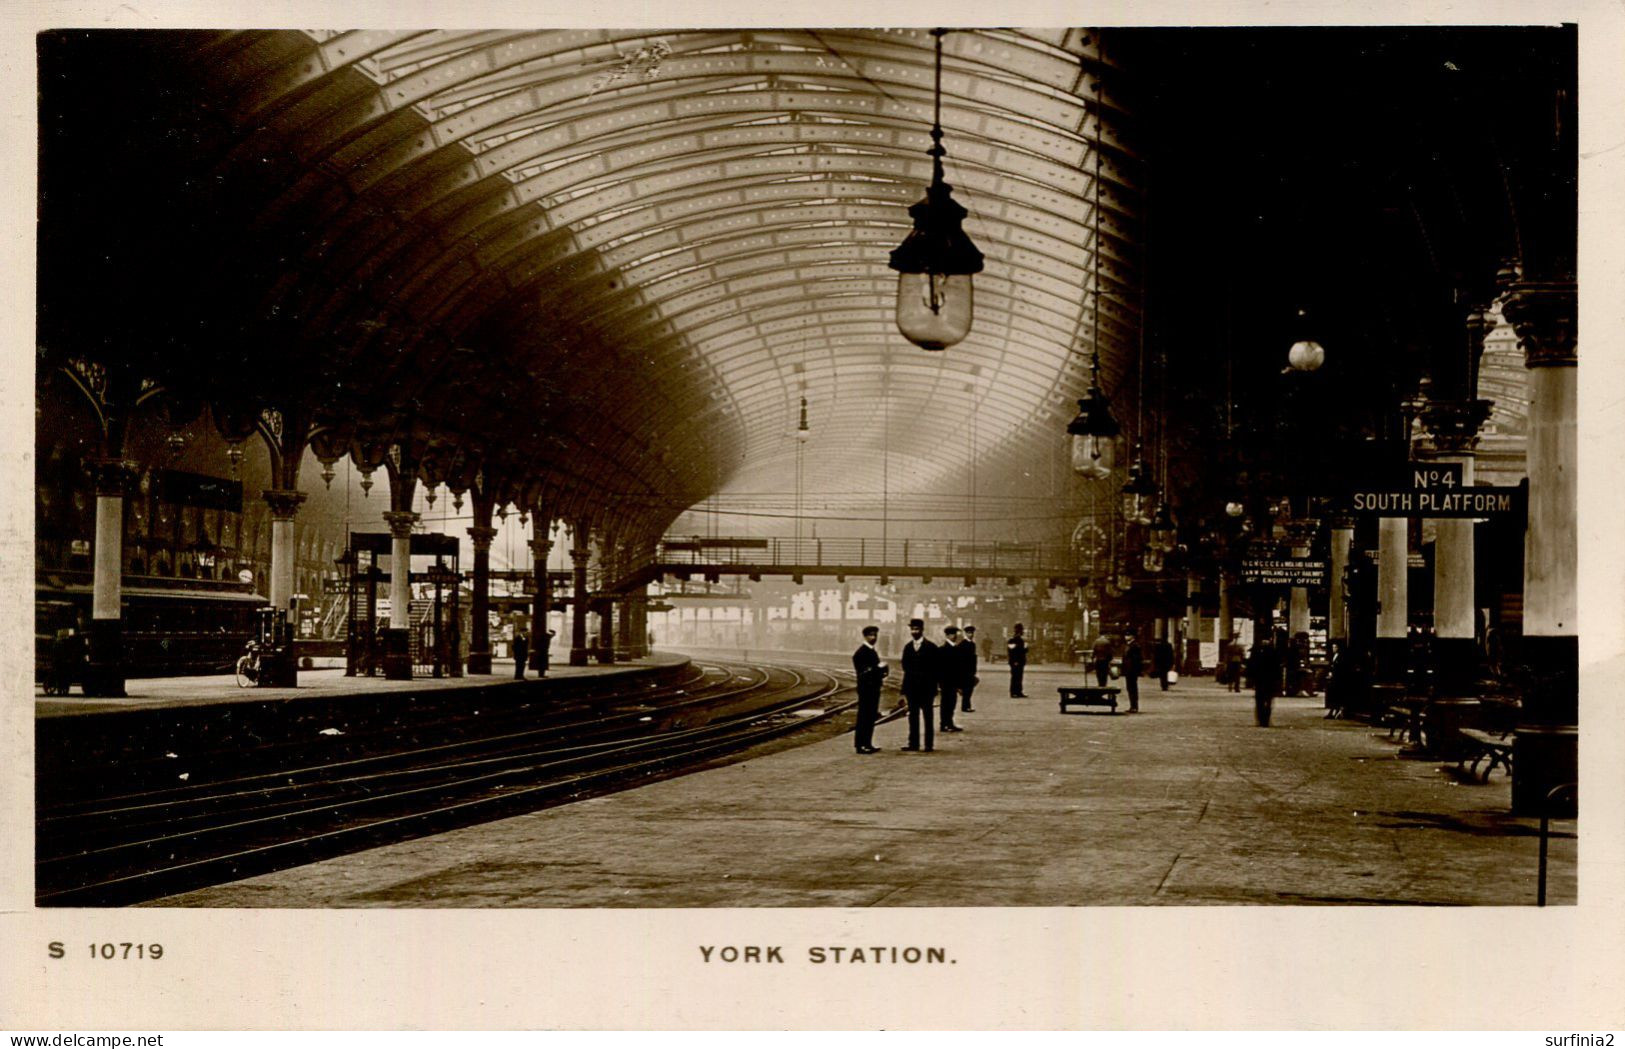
[79,28,1143,538]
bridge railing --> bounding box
[655,537,1076,574]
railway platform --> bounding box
[151,662,1577,908]
[35,653,690,719]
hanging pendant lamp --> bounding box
[888,28,984,351]
[1067,94,1120,479]
[1120,448,1157,526]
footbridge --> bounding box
[611,538,1086,591]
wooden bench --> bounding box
[1059,686,1120,713]
[1457,727,1515,781]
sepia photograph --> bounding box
[5,0,1624,1032]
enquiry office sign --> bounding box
[1240,558,1328,586]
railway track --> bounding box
[37,661,866,906]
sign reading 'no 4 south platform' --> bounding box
[1349,487,1525,518]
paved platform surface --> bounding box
[154,665,1576,907]
[36,653,687,718]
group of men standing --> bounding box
[851,618,982,755]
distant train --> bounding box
[36,578,266,682]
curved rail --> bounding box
[38,660,857,906]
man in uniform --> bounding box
[939,626,964,733]
[959,625,980,713]
[1006,622,1029,698]
[900,618,939,752]
[851,625,887,754]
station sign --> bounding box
[1348,486,1524,518]
[1407,461,1464,489]
[1240,558,1327,586]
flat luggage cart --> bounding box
[1058,685,1120,713]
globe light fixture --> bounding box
[1286,309,1325,372]
[1288,339,1326,372]
[888,29,983,351]
[1225,500,1245,518]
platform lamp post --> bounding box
[888,27,984,351]
[795,395,809,561]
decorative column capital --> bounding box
[89,458,140,496]
[530,537,554,560]
[1416,398,1494,456]
[466,524,498,551]
[1501,280,1576,368]
[1326,511,1358,531]
[261,488,308,521]
[1464,307,1497,354]
[382,510,420,539]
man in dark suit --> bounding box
[900,617,938,752]
[1006,622,1028,697]
[938,626,964,732]
[959,625,979,713]
[512,628,528,680]
[1153,636,1176,691]
[1122,633,1144,713]
[851,625,888,754]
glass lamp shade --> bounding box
[1142,548,1164,573]
[1070,432,1116,479]
[1116,571,1135,593]
[1147,503,1177,552]
[1288,339,1326,371]
[1120,458,1158,526]
[894,271,973,350]
[1122,490,1155,527]
[1225,500,1245,518]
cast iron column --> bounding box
[382,510,418,680]
[1417,398,1493,695]
[1375,516,1409,683]
[530,527,553,676]
[569,523,591,666]
[1502,279,1577,813]
[1287,522,1313,640]
[261,488,308,687]
[84,457,138,697]
[1327,513,1355,649]
[263,489,307,621]
[465,494,495,674]
[1183,573,1203,674]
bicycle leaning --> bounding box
[234,640,262,688]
